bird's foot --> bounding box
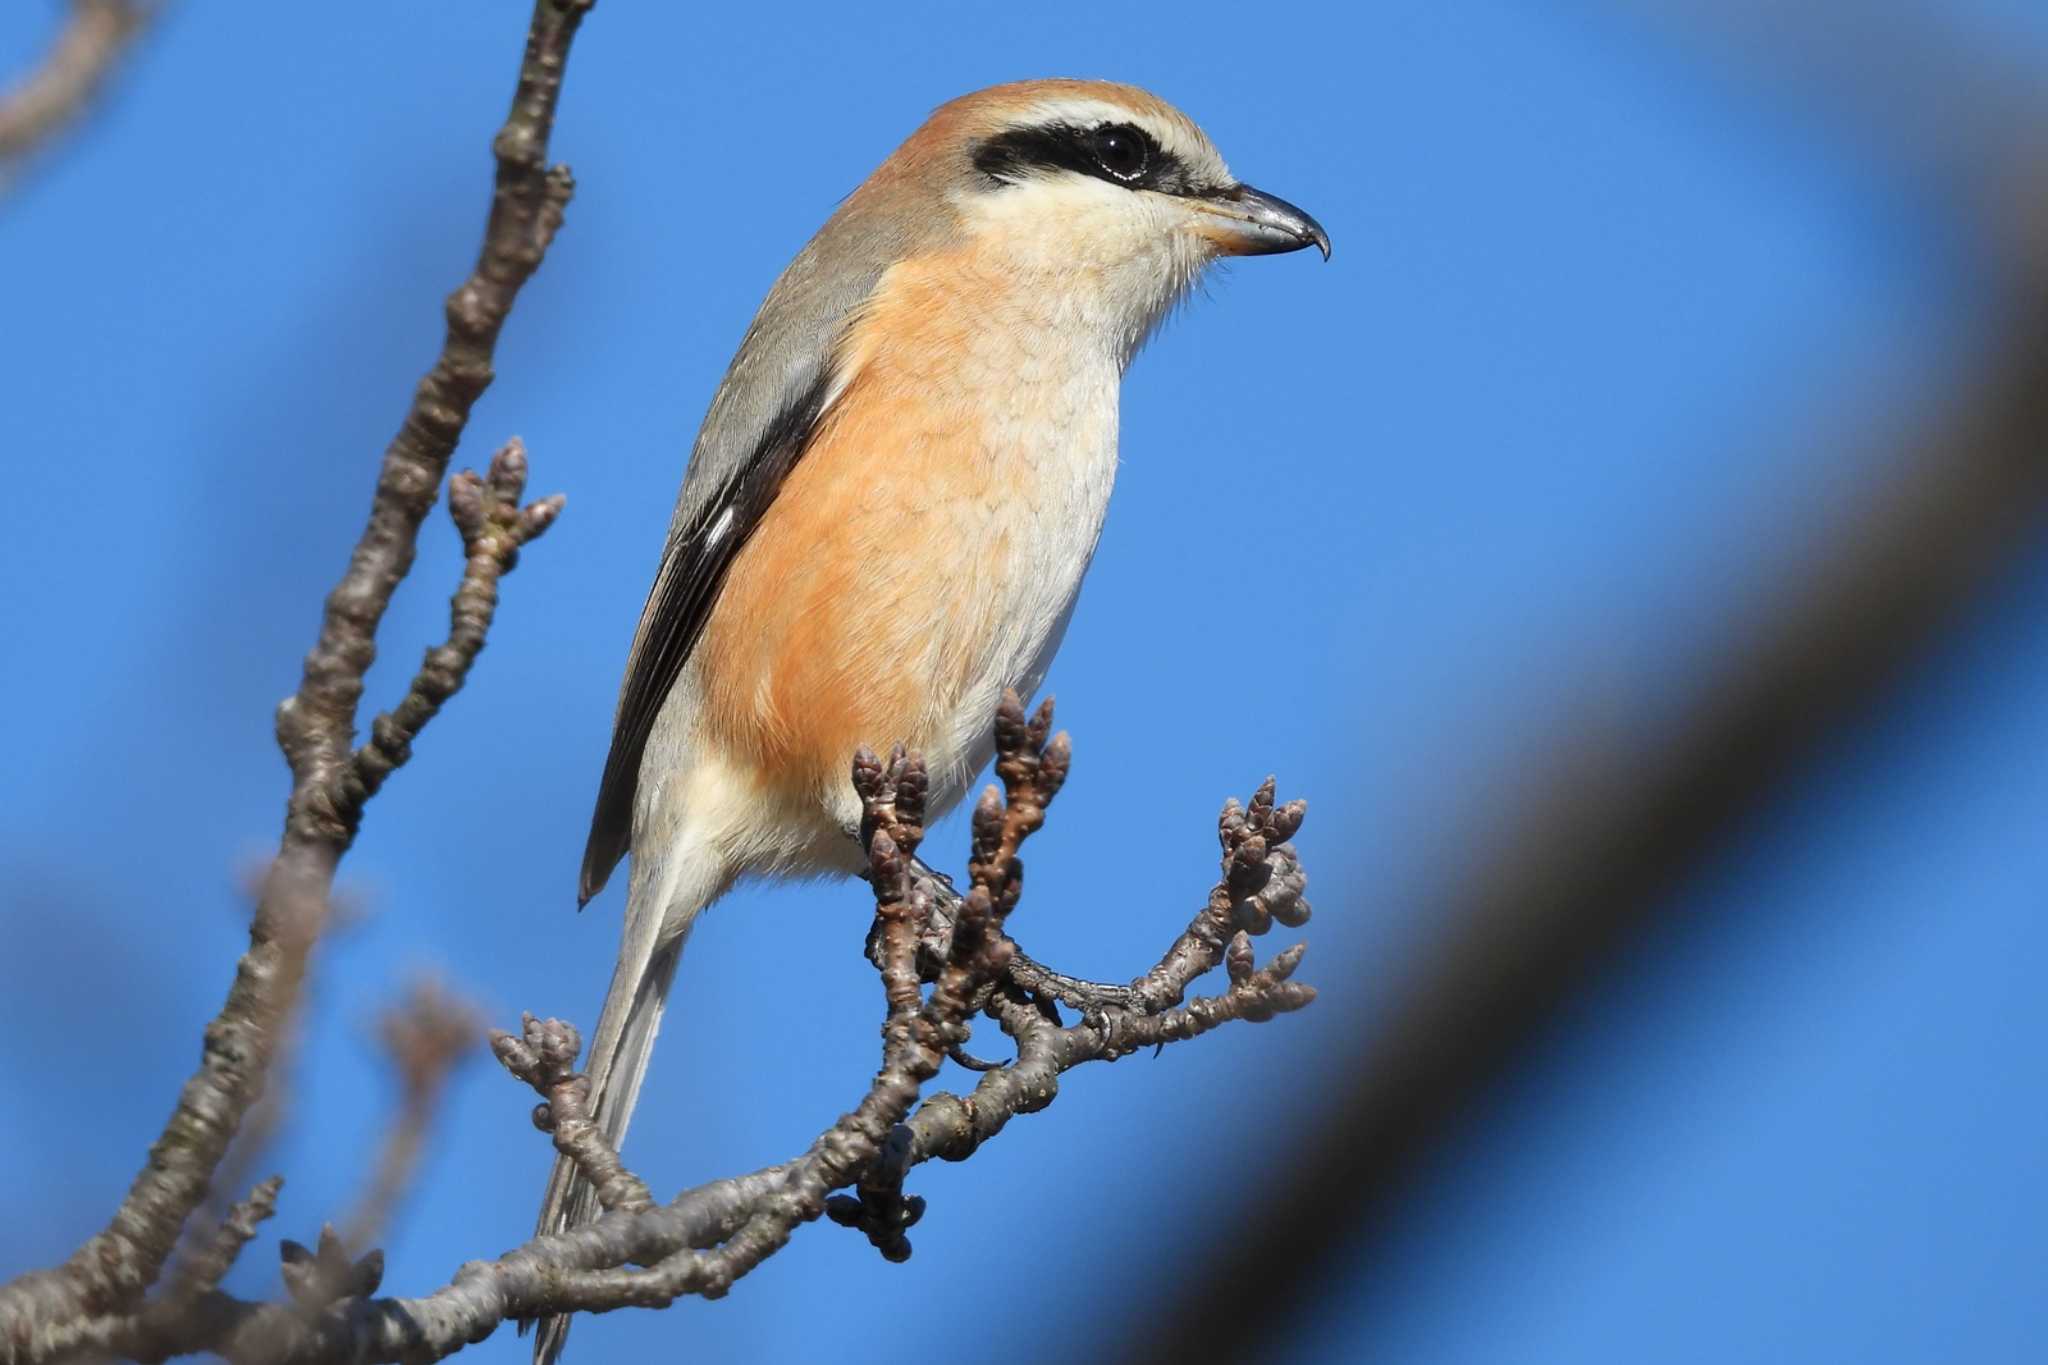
[1002,945,1147,1017]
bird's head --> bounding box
[850,79,1329,362]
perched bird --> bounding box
[531,78,1326,1360]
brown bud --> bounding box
[1027,694,1056,750]
[1226,931,1256,984]
[488,436,529,501]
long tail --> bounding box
[529,843,718,1365]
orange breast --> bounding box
[693,251,1027,800]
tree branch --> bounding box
[0,3,588,1359]
[44,696,1315,1364]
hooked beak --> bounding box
[1189,182,1331,260]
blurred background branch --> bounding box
[0,0,154,197]
[1139,251,2048,1361]
[1133,5,2048,1358]
[336,980,483,1257]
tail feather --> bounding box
[530,839,719,1365]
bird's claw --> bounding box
[947,1041,1006,1072]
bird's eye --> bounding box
[1089,125,1149,182]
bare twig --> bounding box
[991,774,1311,1017]
[0,3,589,1358]
[354,439,565,801]
[164,1177,283,1304]
[494,1014,655,1219]
[0,0,153,193]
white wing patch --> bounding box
[703,506,736,546]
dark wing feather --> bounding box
[577,372,833,904]
[576,149,968,906]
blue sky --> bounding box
[2,2,2044,1361]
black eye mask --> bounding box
[971,120,1203,196]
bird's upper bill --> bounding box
[1185,182,1331,260]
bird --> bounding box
[530,77,1327,1361]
